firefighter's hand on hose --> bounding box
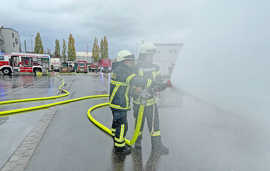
[152,81,169,92]
[139,89,152,99]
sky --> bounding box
[0,0,199,56]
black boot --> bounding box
[151,136,169,155]
[131,147,143,170]
[114,145,132,155]
[145,149,161,171]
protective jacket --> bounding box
[109,62,136,110]
[133,63,167,106]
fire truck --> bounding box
[0,53,50,75]
[75,60,88,73]
[98,58,112,73]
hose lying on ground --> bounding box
[0,75,143,146]
[0,94,109,117]
[0,76,69,105]
[87,103,144,146]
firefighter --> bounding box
[133,42,169,155]
[110,50,136,155]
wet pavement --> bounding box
[1,73,270,171]
[0,74,60,169]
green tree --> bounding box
[54,39,60,58]
[100,39,104,58]
[34,32,44,54]
[92,37,99,62]
[68,33,76,61]
[103,36,109,58]
[62,39,67,62]
[72,36,76,61]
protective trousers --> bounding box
[133,103,161,146]
[111,109,128,148]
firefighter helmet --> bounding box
[116,50,135,62]
[139,42,157,55]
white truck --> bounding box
[50,58,61,72]
[153,43,183,78]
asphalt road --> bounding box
[1,73,270,171]
[0,74,59,169]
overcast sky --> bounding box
[0,0,201,56]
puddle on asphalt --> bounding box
[111,147,163,171]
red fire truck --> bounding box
[0,53,50,75]
[98,58,112,73]
[75,60,88,73]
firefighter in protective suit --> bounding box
[110,50,136,155]
[133,42,169,155]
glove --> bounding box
[139,89,152,99]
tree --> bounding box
[99,36,108,59]
[72,36,76,61]
[92,37,99,62]
[62,39,67,63]
[103,36,109,58]
[100,39,104,58]
[54,39,60,58]
[68,33,76,61]
[34,32,44,54]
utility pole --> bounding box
[31,33,34,52]
[24,40,27,52]
[87,43,89,62]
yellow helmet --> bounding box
[116,50,134,62]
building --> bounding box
[0,26,21,53]
[76,51,92,63]
[153,43,184,76]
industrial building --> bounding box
[0,26,21,53]
[76,51,92,63]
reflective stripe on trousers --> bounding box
[114,124,125,147]
[111,110,128,147]
[133,103,161,139]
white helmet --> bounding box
[116,50,134,62]
[139,42,157,55]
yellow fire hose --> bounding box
[87,103,144,146]
[0,94,109,117]
[0,76,143,146]
[0,77,69,105]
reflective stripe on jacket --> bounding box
[109,62,136,110]
[133,64,162,105]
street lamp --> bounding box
[31,33,34,52]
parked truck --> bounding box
[88,62,99,72]
[60,61,74,73]
[50,58,61,72]
[98,58,112,73]
[0,52,50,75]
[75,60,88,73]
